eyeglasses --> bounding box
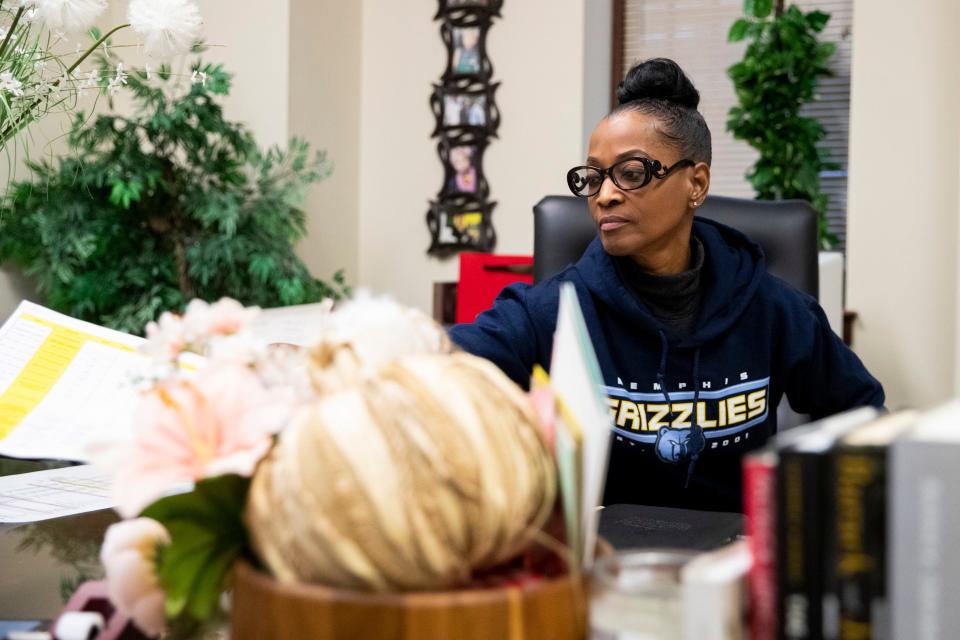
[566,157,695,198]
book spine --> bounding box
[833,446,887,640]
[892,438,960,638]
[744,453,777,640]
[777,450,824,640]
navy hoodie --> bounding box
[450,218,884,512]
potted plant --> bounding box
[0,59,346,333]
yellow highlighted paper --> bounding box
[0,301,147,460]
[0,315,136,439]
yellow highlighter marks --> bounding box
[0,314,136,439]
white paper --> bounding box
[247,301,333,347]
[550,283,613,569]
[0,464,113,523]
[0,301,148,461]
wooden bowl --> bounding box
[230,560,588,640]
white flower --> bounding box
[0,72,23,97]
[100,518,169,637]
[107,62,128,96]
[77,68,97,97]
[34,0,107,34]
[190,68,206,87]
[144,62,152,80]
[128,0,203,60]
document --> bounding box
[0,301,147,461]
[0,464,113,523]
[248,301,333,347]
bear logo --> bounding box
[655,426,706,464]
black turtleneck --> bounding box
[617,237,705,337]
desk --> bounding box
[0,460,117,622]
[0,460,744,627]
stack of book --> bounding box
[743,401,960,640]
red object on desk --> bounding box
[455,253,534,324]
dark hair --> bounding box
[612,58,712,166]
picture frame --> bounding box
[428,0,501,257]
[439,139,489,200]
[434,0,503,22]
[430,83,500,138]
[426,200,497,254]
[441,21,492,80]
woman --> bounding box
[449,58,884,512]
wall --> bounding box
[846,0,960,408]
[356,0,588,312]
[288,0,362,286]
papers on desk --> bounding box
[0,300,334,463]
[0,302,148,462]
[0,464,113,523]
[249,301,333,346]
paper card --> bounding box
[549,283,612,569]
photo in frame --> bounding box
[431,84,500,136]
[440,139,489,199]
[426,200,497,254]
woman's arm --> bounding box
[448,283,545,390]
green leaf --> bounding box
[141,475,251,624]
[728,18,752,42]
[752,0,773,19]
[805,10,830,31]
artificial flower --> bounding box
[0,72,23,97]
[34,0,107,34]
[100,518,170,637]
[128,0,203,59]
[105,363,295,517]
[142,297,260,364]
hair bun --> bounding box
[616,58,700,110]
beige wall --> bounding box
[846,0,960,408]
[355,0,587,312]
[289,0,361,285]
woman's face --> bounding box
[585,111,709,271]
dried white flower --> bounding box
[0,72,23,97]
[34,0,108,34]
[128,0,203,60]
[107,62,128,96]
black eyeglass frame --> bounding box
[566,157,696,198]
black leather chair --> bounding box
[532,194,819,299]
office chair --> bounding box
[532,194,819,299]
[531,193,820,429]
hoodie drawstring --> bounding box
[655,329,706,489]
[685,347,704,488]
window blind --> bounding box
[621,0,852,249]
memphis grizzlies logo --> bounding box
[655,426,706,463]
[604,377,771,455]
